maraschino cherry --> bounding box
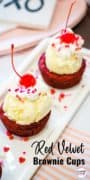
[11,44,36,88]
[60,1,77,44]
[60,33,78,44]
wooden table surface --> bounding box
[74,6,90,49]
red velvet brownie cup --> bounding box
[0,44,52,137]
[39,29,86,89]
[0,78,51,137]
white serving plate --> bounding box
[0,39,90,180]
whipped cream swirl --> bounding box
[46,28,84,74]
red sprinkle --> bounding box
[60,93,65,98]
[16,95,24,103]
[32,88,37,94]
[65,44,70,48]
[19,74,36,88]
[75,47,81,51]
[15,88,19,92]
[23,152,26,155]
[6,131,14,140]
[58,93,65,101]
[38,92,41,96]
[8,88,11,92]
[50,88,56,95]
[51,43,55,47]
[64,105,68,109]
[3,147,10,152]
[9,135,14,140]
[23,137,29,141]
[18,157,26,164]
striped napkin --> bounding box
[33,126,90,180]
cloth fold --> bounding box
[0,0,87,56]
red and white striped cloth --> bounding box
[33,126,90,180]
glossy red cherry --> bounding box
[19,74,36,88]
[60,33,77,44]
[11,44,36,88]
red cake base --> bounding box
[0,106,51,137]
[39,53,86,89]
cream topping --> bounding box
[46,28,84,74]
[3,81,52,125]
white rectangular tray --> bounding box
[0,39,90,180]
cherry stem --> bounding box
[65,0,76,30]
[11,44,22,78]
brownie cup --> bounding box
[39,53,86,89]
[0,79,52,137]
[39,29,86,89]
[0,105,51,137]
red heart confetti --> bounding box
[58,93,65,101]
[6,131,14,140]
[18,157,26,164]
[50,88,56,95]
[9,135,14,140]
[3,147,10,152]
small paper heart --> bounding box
[3,147,10,152]
[18,157,26,164]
